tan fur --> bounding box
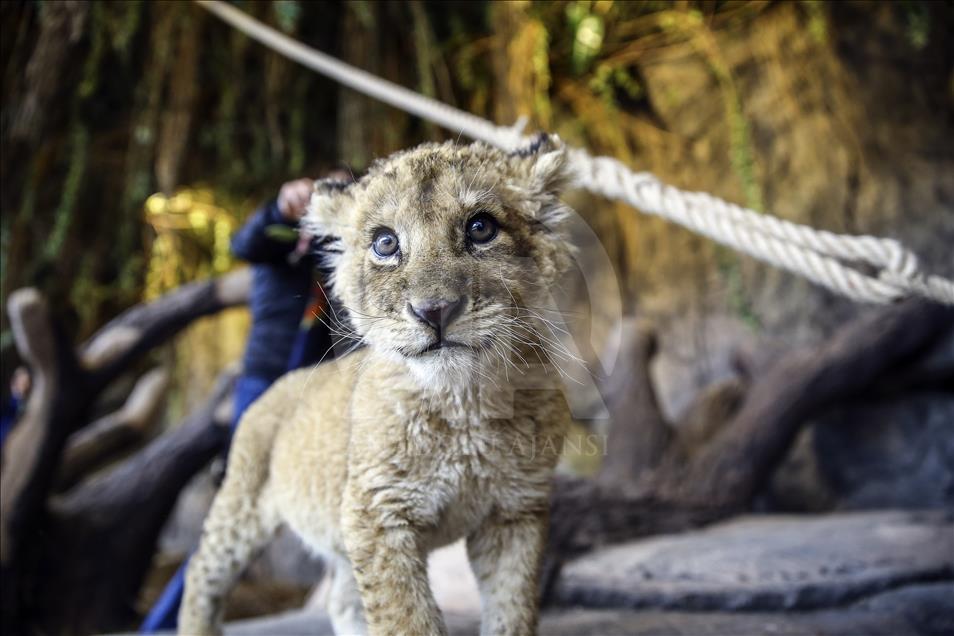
[180,137,576,636]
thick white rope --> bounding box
[196,0,954,306]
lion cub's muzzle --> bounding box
[406,296,470,353]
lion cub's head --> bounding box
[305,136,574,381]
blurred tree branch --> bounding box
[0,271,248,635]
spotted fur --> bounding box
[180,137,576,636]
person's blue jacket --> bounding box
[231,199,314,383]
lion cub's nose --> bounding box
[409,297,466,333]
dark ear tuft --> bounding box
[509,133,571,196]
[511,132,552,158]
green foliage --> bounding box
[288,78,308,174]
[726,92,763,213]
[79,3,106,97]
[902,1,930,50]
[272,0,301,34]
[44,123,89,262]
[8,0,930,339]
[410,0,440,140]
[104,0,143,58]
[0,217,9,303]
[800,1,828,45]
[589,63,643,107]
[348,0,376,30]
[719,255,762,330]
[45,2,106,266]
[566,2,605,75]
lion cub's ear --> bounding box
[304,178,354,236]
[507,133,573,228]
[304,178,357,271]
[509,133,573,196]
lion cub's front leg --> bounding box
[341,487,447,636]
[467,509,548,636]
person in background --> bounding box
[141,173,350,633]
[228,176,338,428]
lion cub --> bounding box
[180,136,576,636]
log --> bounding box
[2,271,249,596]
[56,367,170,491]
[673,377,748,453]
[542,300,954,602]
[81,268,250,384]
[1,290,60,561]
[865,327,954,397]
[1,274,248,635]
[596,319,672,488]
[1,290,87,633]
[670,299,954,506]
[3,270,249,568]
[29,370,236,635]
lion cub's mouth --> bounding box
[414,339,472,356]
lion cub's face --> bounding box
[306,137,573,380]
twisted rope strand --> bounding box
[196,0,953,306]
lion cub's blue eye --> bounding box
[372,229,399,257]
[466,213,498,244]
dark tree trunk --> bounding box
[596,319,671,488]
[36,372,235,635]
[56,368,169,492]
[0,272,249,635]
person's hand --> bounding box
[10,367,30,399]
[277,178,314,222]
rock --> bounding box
[554,510,954,611]
[761,426,836,512]
[768,373,954,512]
[812,392,954,509]
[214,584,952,635]
[534,605,918,636]
[111,583,952,636]
[854,583,954,636]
